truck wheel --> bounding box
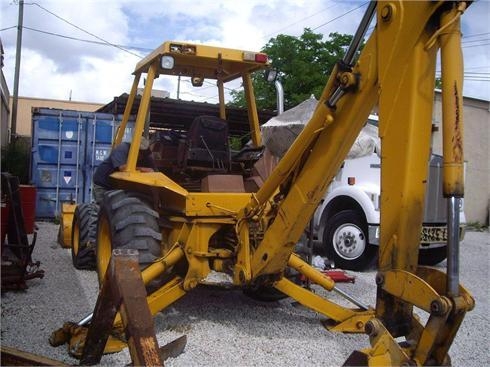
[96,190,162,285]
[71,203,98,270]
[418,246,447,266]
[323,210,376,271]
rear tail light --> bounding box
[243,52,268,63]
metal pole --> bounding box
[342,1,377,66]
[446,197,460,297]
[274,80,284,114]
[333,286,370,311]
[55,112,63,216]
[10,0,24,143]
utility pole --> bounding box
[11,0,24,143]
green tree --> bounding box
[435,77,442,89]
[229,29,353,110]
[1,138,31,184]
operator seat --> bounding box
[178,115,230,172]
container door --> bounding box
[84,113,115,203]
[31,109,85,218]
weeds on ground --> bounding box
[465,221,488,232]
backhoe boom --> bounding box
[247,1,474,364]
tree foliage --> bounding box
[229,29,353,110]
[1,138,31,184]
[435,77,442,89]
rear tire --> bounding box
[95,190,162,285]
[243,285,287,302]
[418,245,447,266]
[243,274,300,302]
[71,203,98,270]
[243,259,302,302]
[323,210,376,271]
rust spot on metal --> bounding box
[452,82,463,162]
[141,336,160,363]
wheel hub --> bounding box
[333,224,366,260]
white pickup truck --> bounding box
[311,117,466,271]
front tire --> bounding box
[323,210,376,271]
[96,190,162,285]
[71,203,99,270]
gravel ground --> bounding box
[1,222,489,366]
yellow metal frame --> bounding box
[134,41,269,80]
[58,203,76,248]
[113,41,269,177]
[97,2,474,365]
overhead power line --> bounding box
[264,1,368,40]
[264,2,339,39]
[21,26,151,53]
[462,38,490,44]
[312,2,368,31]
[24,1,142,58]
[465,66,490,71]
[463,32,490,39]
[0,26,17,32]
[462,43,490,49]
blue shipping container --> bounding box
[31,108,134,218]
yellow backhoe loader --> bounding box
[62,1,474,365]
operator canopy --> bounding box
[134,41,269,83]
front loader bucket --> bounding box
[57,203,76,248]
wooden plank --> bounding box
[79,250,122,365]
[80,249,163,366]
[113,250,162,366]
[1,346,70,366]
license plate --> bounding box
[420,226,447,243]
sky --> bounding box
[1,0,489,106]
